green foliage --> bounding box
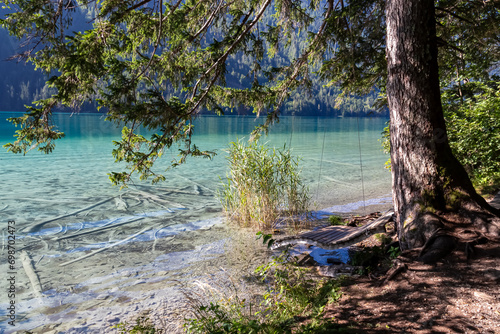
[387,246,400,259]
[436,0,500,191]
[350,241,400,275]
[254,250,342,321]
[2,0,499,189]
[3,104,65,154]
[218,140,309,230]
[380,121,391,169]
[256,231,275,249]
[443,82,500,191]
[328,215,346,226]
[432,0,500,191]
[436,1,500,191]
[184,247,344,334]
[436,0,500,90]
[184,301,264,334]
[381,83,500,190]
[374,233,392,246]
[1,0,389,184]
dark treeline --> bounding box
[0,3,386,117]
[0,31,52,111]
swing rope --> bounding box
[356,116,367,213]
[316,125,327,200]
[348,0,366,213]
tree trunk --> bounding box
[385,0,500,253]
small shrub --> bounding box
[328,215,346,226]
[387,245,401,259]
[183,301,263,334]
[350,246,383,274]
[350,242,401,275]
[218,140,310,230]
[374,233,392,246]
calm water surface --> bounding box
[0,112,391,333]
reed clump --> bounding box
[218,140,310,230]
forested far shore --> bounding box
[0,5,384,117]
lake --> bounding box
[0,112,392,333]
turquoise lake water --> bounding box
[0,112,392,333]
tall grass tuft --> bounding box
[218,140,310,230]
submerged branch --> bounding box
[59,226,151,267]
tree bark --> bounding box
[385,0,500,251]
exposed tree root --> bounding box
[401,192,500,264]
[382,259,407,284]
[418,235,457,264]
[413,201,500,264]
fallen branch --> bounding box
[172,173,215,194]
[24,196,117,233]
[59,226,151,267]
[126,195,143,208]
[35,255,45,266]
[381,259,407,285]
[53,222,64,235]
[20,251,43,298]
[133,189,178,204]
[132,189,187,210]
[152,225,175,251]
[51,217,145,241]
[115,195,128,211]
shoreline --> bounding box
[1,194,393,334]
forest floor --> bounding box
[315,192,500,334]
[322,242,500,333]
